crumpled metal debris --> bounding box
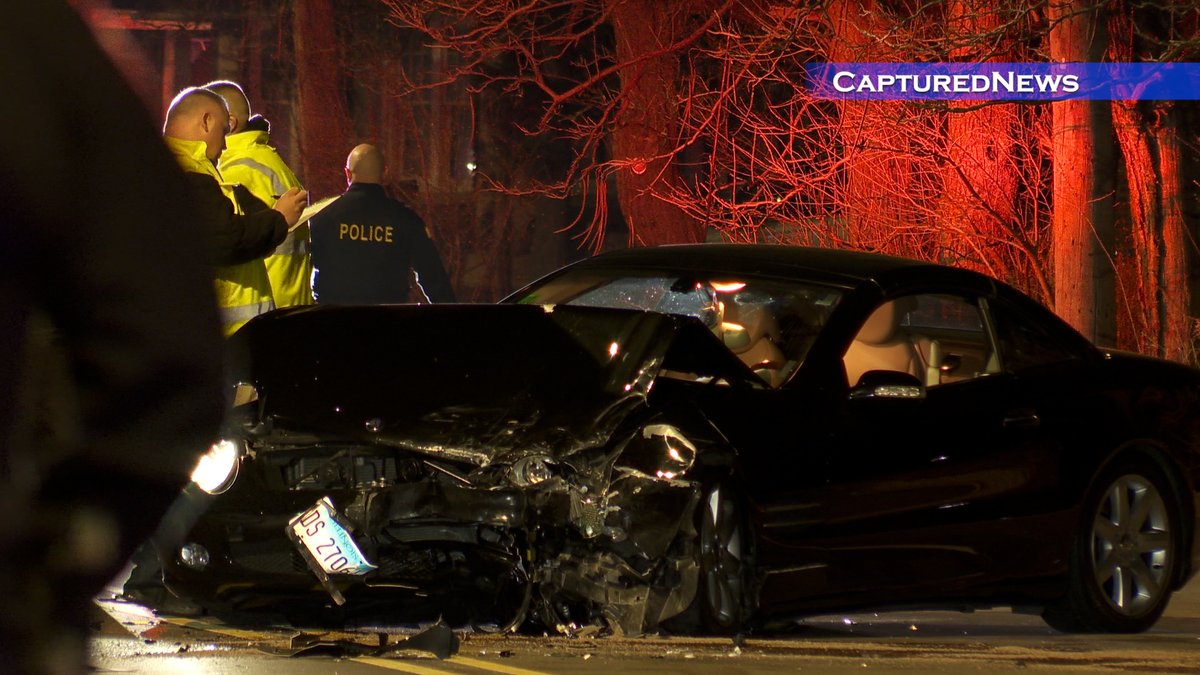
[382,624,460,660]
[287,623,460,660]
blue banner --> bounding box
[804,62,1200,101]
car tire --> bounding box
[1042,459,1181,633]
[668,480,755,635]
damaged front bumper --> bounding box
[165,445,705,636]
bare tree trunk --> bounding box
[1111,100,1157,350]
[1157,111,1190,360]
[1113,105,1190,360]
[1048,0,1112,342]
[607,0,705,246]
[292,0,354,198]
[1114,102,1192,360]
[1109,3,1192,361]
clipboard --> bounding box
[290,196,339,232]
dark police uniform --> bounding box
[309,183,456,304]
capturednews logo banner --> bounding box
[805,63,1200,100]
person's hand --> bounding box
[273,188,308,229]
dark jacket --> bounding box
[164,138,288,268]
[0,0,224,541]
[191,174,288,266]
[309,183,456,304]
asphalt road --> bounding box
[88,578,1200,674]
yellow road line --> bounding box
[163,617,551,675]
[450,655,550,675]
[354,655,550,675]
[352,656,457,674]
[162,617,272,641]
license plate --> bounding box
[287,496,377,576]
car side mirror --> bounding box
[848,370,926,400]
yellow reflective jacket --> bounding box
[219,130,313,307]
[165,136,276,336]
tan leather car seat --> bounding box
[721,301,787,387]
[842,300,922,387]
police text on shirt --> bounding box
[339,223,394,243]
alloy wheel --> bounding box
[700,484,746,629]
[1089,474,1172,616]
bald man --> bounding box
[162,87,307,335]
[309,144,455,304]
[204,80,313,308]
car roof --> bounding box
[562,243,974,290]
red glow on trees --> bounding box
[140,0,1199,356]
[292,0,355,199]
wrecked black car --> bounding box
[173,302,743,633]
[162,244,1200,635]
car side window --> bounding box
[900,294,996,386]
[843,293,996,388]
[523,271,843,388]
[987,299,1084,371]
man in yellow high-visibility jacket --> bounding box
[205,80,313,307]
[162,88,307,335]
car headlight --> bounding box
[510,454,553,487]
[191,439,241,494]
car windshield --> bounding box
[517,271,843,384]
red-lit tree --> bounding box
[1107,0,1199,360]
[380,0,742,249]
[380,1,1058,298]
[378,0,1200,357]
[292,0,355,198]
[1047,0,1115,343]
[661,0,1056,301]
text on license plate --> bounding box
[288,496,377,575]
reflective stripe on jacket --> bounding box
[165,136,276,336]
[220,130,313,308]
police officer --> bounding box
[309,144,456,304]
[205,80,313,308]
[161,88,307,335]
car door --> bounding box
[981,292,1114,513]
[805,292,1067,600]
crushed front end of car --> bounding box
[161,304,743,634]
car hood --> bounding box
[227,304,737,465]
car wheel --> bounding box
[1042,460,1180,633]
[667,480,754,635]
